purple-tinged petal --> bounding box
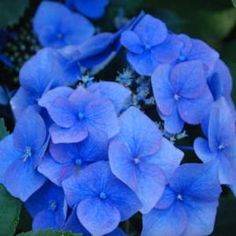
[88,81,131,113]
[38,154,76,186]
[77,199,120,235]
[170,60,206,98]
[134,14,168,47]
[0,135,20,183]
[50,123,88,144]
[47,97,76,128]
[13,108,46,152]
[182,200,219,236]
[117,106,162,157]
[194,137,215,162]
[39,87,73,109]
[178,86,213,125]
[188,38,219,75]
[4,159,46,201]
[121,30,144,54]
[151,64,175,116]
[142,201,188,236]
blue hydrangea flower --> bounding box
[63,207,127,235]
[0,108,47,201]
[38,130,108,185]
[33,1,95,48]
[142,163,221,236]
[121,14,182,76]
[41,86,119,144]
[62,161,141,235]
[109,107,183,213]
[11,48,80,119]
[194,97,236,185]
[66,0,109,19]
[177,34,219,76]
[25,181,67,230]
[151,60,213,133]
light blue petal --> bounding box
[77,199,120,235]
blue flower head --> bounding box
[33,1,95,48]
[41,86,119,144]
[109,107,183,213]
[194,97,236,185]
[121,14,182,75]
[25,181,67,231]
[66,0,109,19]
[0,108,47,201]
[142,162,221,236]
[38,130,108,186]
[62,161,141,235]
[151,60,213,133]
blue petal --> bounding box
[208,97,236,151]
[155,186,176,209]
[77,199,120,235]
[0,135,20,183]
[13,108,46,152]
[50,123,88,144]
[134,14,168,47]
[38,154,75,186]
[4,159,46,201]
[19,48,66,96]
[194,137,215,162]
[182,200,219,236]
[47,97,76,128]
[169,163,221,202]
[66,0,109,19]
[121,30,144,54]
[188,38,219,76]
[10,87,37,120]
[38,87,73,110]
[151,64,175,116]
[170,60,206,98]
[147,138,184,179]
[88,81,131,113]
[142,201,188,236]
[178,86,213,125]
[117,106,162,157]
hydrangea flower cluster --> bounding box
[0,1,235,235]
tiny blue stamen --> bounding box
[22,146,32,161]
[218,144,225,151]
[177,194,183,201]
[134,157,140,164]
[75,158,82,166]
[174,94,180,101]
[99,192,107,200]
[78,112,85,121]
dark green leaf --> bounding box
[17,230,82,236]
[0,0,29,28]
[233,0,236,7]
[0,118,9,139]
[0,185,22,236]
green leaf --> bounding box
[233,0,236,7]
[17,230,82,236]
[0,118,9,140]
[0,185,22,236]
[0,0,29,28]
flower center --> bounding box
[177,194,183,201]
[48,200,57,211]
[78,112,85,121]
[133,157,140,164]
[57,33,63,39]
[22,146,32,161]
[75,158,82,166]
[99,192,107,200]
[218,144,225,151]
[178,54,186,61]
[174,93,180,101]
